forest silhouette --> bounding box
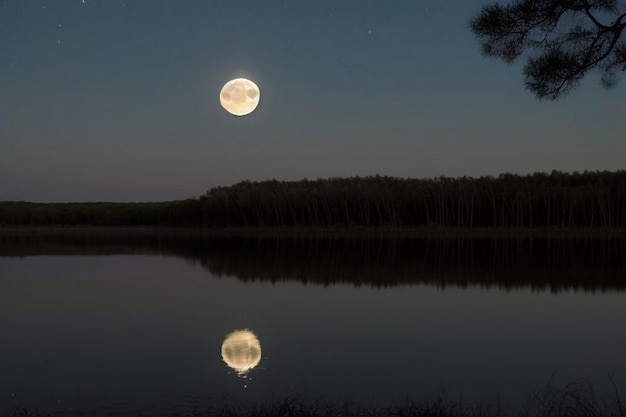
[1,170,626,229]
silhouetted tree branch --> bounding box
[470,0,626,99]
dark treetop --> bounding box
[471,0,626,99]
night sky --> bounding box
[1,0,624,202]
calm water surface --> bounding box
[0,234,625,416]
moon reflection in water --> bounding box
[221,329,262,377]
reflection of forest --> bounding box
[1,233,625,293]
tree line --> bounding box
[1,170,625,228]
[199,170,626,228]
[0,200,202,226]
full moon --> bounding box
[219,78,260,116]
[221,329,262,376]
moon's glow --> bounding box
[220,78,260,116]
[221,329,262,376]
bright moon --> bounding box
[221,329,262,376]
[220,78,260,116]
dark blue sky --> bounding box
[1,0,624,202]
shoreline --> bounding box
[2,225,626,239]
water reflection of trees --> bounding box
[1,234,625,293]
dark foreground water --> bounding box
[0,232,625,416]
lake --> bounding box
[1,232,625,416]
